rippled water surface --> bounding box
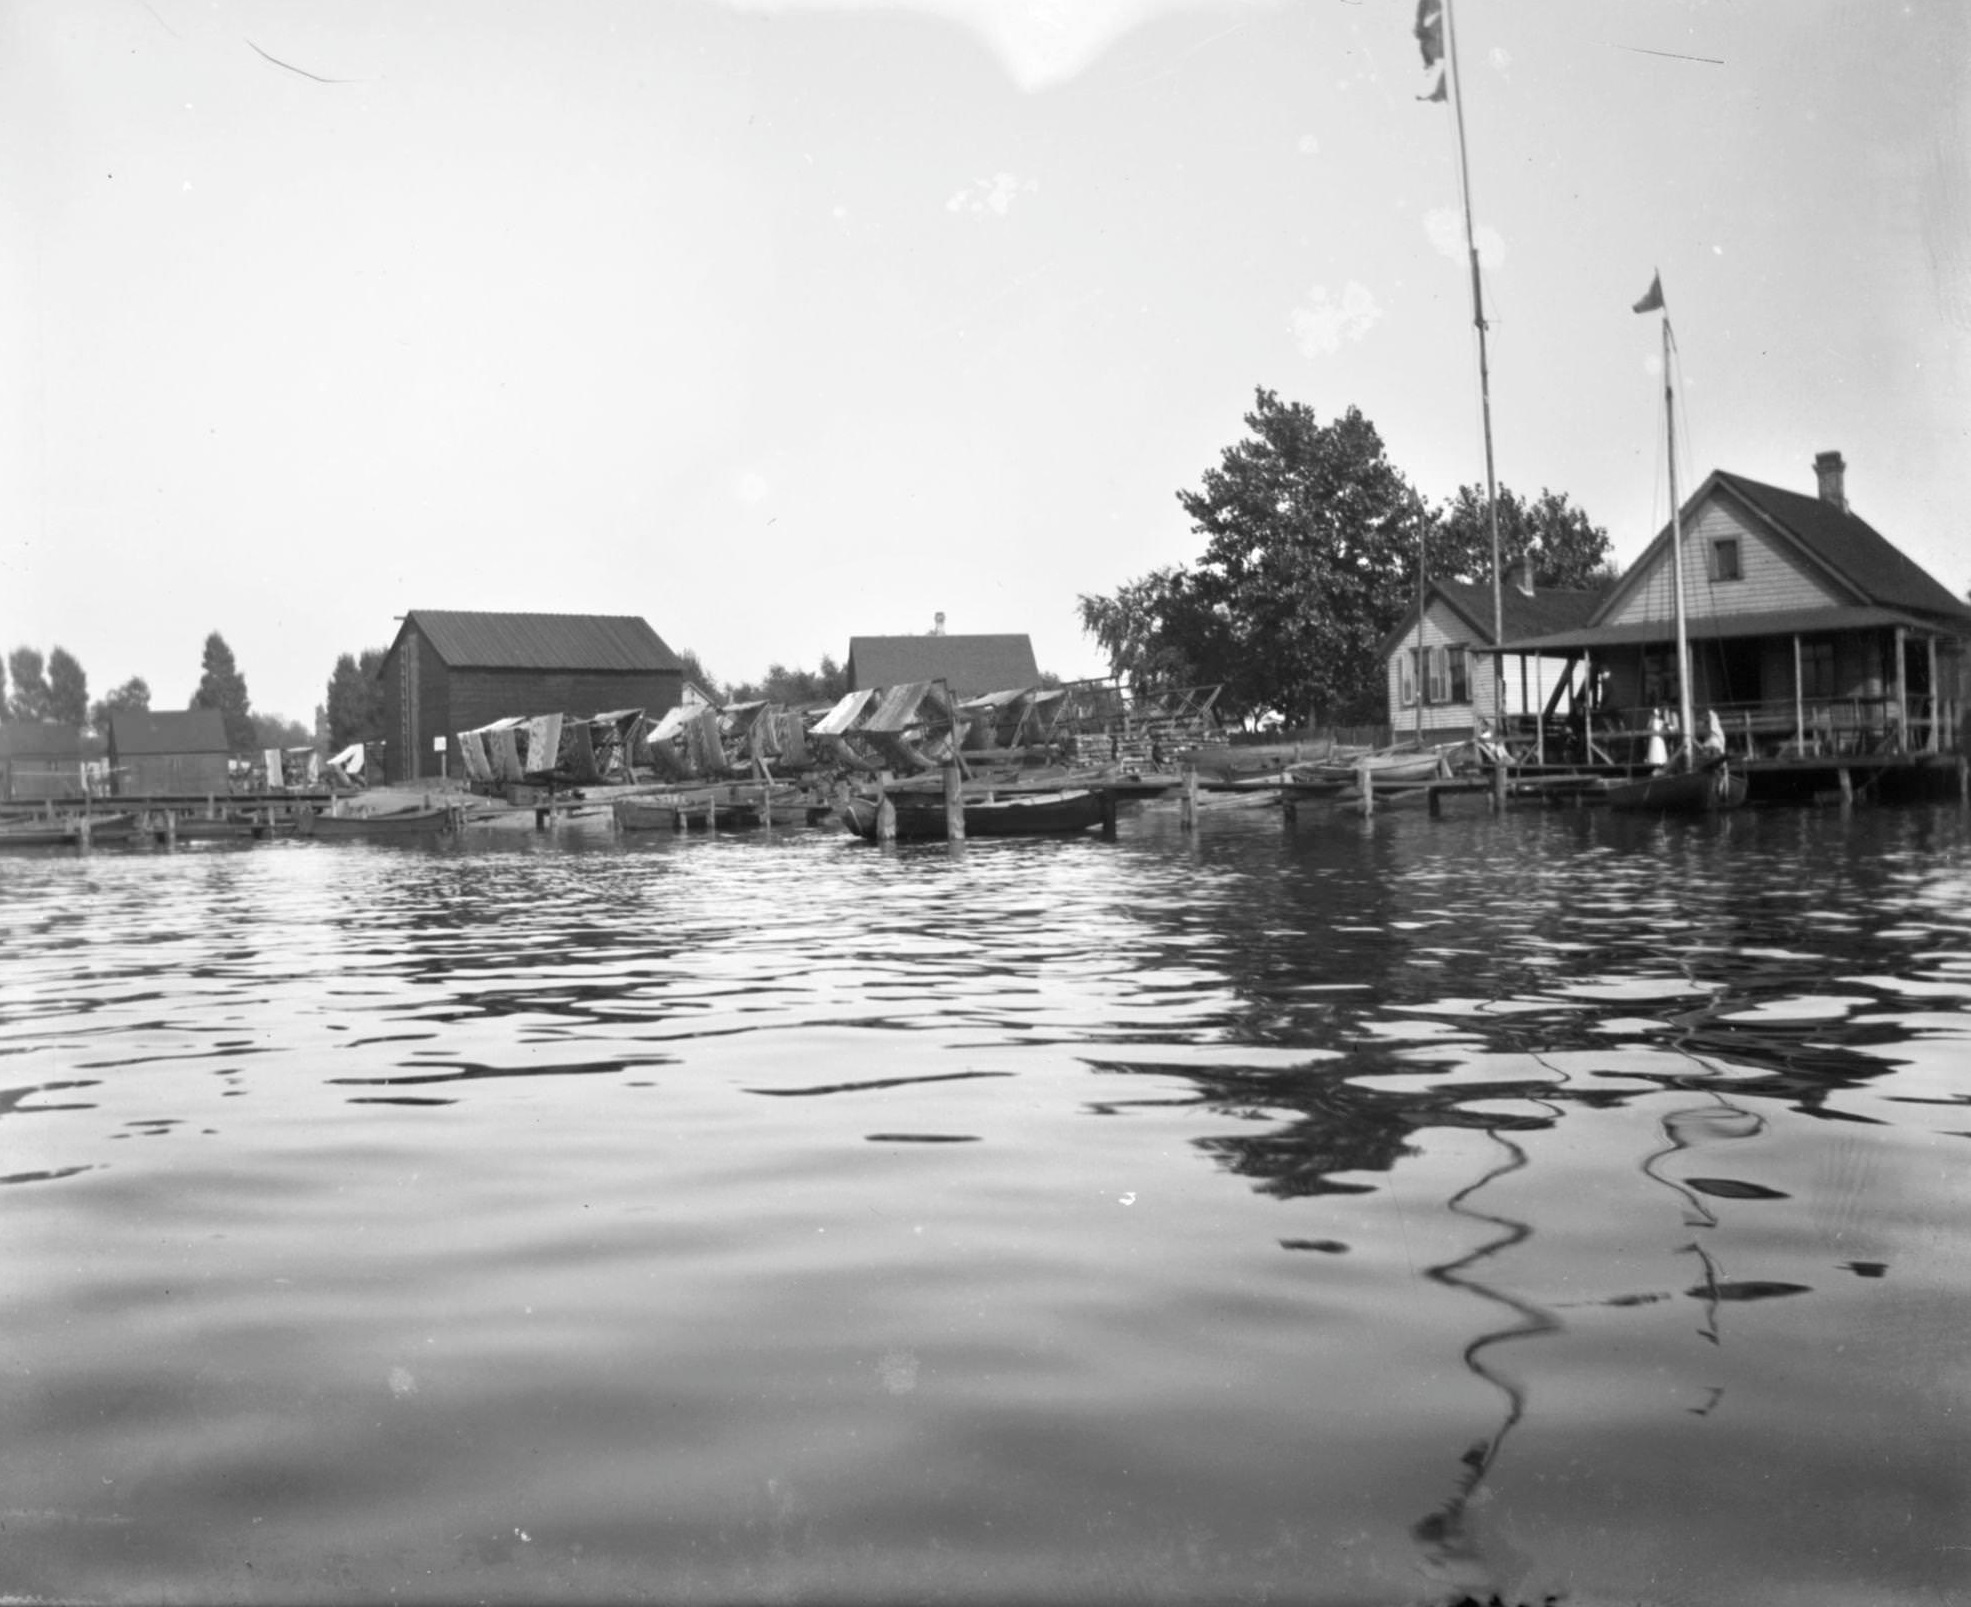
[2,803,1967,1604]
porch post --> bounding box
[1927,635,1940,752]
[1792,635,1804,755]
[1895,626,1909,752]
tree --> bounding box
[674,647,719,699]
[46,647,88,727]
[6,647,50,723]
[250,712,313,751]
[1167,391,1432,725]
[726,656,851,706]
[0,655,8,718]
[89,676,151,733]
[191,632,255,752]
[1078,565,1230,695]
[1430,484,1615,593]
[323,648,387,750]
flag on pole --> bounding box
[1632,271,1665,314]
[1415,0,1447,101]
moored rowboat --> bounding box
[842,788,1106,841]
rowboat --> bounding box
[1295,749,1449,787]
[842,788,1107,841]
[1605,760,1748,814]
[615,793,764,831]
[297,805,456,838]
[0,813,138,849]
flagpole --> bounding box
[1442,0,1507,793]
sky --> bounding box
[4,0,1967,725]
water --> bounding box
[1,802,1966,1605]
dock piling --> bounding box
[943,764,965,842]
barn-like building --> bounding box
[845,633,1040,698]
[105,710,231,796]
[0,722,84,801]
[377,611,684,783]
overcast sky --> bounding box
[5,0,1967,723]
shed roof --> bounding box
[1377,579,1602,659]
[0,722,82,760]
[846,634,1040,696]
[107,709,230,756]
[398,611,682,672]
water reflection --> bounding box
[0,806,1965,1602]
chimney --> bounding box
[1515,554,1536,597]
[932,611,946,637]
[1813,450,1848,512]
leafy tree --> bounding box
[674,647,720,700]
[250,713,313,751]
[46,647,88,727]
[191,631,255,752]
[1078,566,1230,695]
[323,648,387,750]
[89,676,152,733]
[1430,484,1615,593]
[0,654,8,717]
[6,647,51,723]
[727,656,851,706]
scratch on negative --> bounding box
[245,38,355,84]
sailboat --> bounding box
[1606,281,1748,813]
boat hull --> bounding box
[1605,763,1748,813]
[844,789,1106,841]
[300,806,455,838]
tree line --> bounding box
[2,633,308,752]
[1078,388,1618,729]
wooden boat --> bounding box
[1605,760,1748,813]
[1297,749,1449,787]
[0,813,136,848]
[615,792,764,831]
[298,805,456,838]
[842,788,1106,841]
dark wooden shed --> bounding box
[845,634,1040,698]
[0,722,84,801]
[378,611,684,782]
[106,710,232,796]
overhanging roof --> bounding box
[400,611,681,673]
[1507,603,1960,654]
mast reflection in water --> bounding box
[0,802,1964,1604]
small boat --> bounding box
[842,788,1107,841]
[615,792,764,831]
[298,805,456,838]
[1605,759,1748,814]
[0,813,138,849]
[1297,749,1449,787]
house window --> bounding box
[1448,646,1470,704]
[1710,537,1743,582]
[1801,638,1836,700]
[1426,646,1450,705]
[1642,647,1680,709]
[1398,648,1418,706]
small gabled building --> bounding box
[1379,569,1601,741]
[845,633,1040,698]
[105,710,231,796]
[1509,453,1971,757]
[378,611,685,783]
[0,722,84,801]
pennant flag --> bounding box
[1414,0,1447,101]
[1632,271,1665,314]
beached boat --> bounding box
[842,788,1106,842]
[298,805,456,838]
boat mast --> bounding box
[1442,0,1506,749]
[1415,525,1426,748]
[1662,317,1694,760]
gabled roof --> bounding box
[396,611,682,673]
[107,709,230,756]
[0,722,81,760]
[846,634,1040,696]
[1592,470,1971,630]
[1377,579,1601,659]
